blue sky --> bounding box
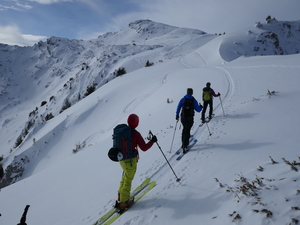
[0,0,300,46]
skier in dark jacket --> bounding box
[176,88,202,153]
[201,82,220,123]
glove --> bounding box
[199,103,203,108]
[218,92,221,96]
[151,135,157,143]
[176,115,179,121]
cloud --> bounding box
[28,0,72,4]
[0,4,18,11]
[105,0,300,34]
[23,34,48,44]
[0,1,32,11]
[2,0,300,45]
[0,25,47,46]
[76,0,120,18]
[1,0,73,10]
[16,3,33,9]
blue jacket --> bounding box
[176,94,202,117]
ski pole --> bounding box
[149,130,181,182]
[205,122,212,136]
[219,96,225,116]
[169,120,179,153]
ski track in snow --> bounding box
[138,61,300,225]
[129,54,238,221]
[97,52,230,221]
[123,74,170,114]
[130,52,296,225]
[87,53,292,225]
[178,51,207,68]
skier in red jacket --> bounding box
[117,114,157,211]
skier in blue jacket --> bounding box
[176,88,202,153]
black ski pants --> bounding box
[181,118,194,148]
[201,100,213,121]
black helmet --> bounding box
[187,88,193,95]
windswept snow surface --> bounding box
[0,20,300,225]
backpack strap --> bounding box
[124,128,137,166]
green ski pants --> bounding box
[118,157,137,202]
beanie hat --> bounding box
[206,82,211,87]
[187,88,193,95]
[127,114,139,129]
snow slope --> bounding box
[0,19,300,225]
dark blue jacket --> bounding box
[176,94,202,117]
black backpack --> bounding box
[108,124,137,162]
[181,97,195,119]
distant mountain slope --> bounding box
[219,17,300,61]
[0,20,205,157]
[0,18,300,188]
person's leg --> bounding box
[118,158,137,202]
[181,118,193,148]
[208,100,213,118]
[185,119,194,147]
[181,118,188,148]
[117,171,125,201]
[201,101,208,121]
[181,118,186,147]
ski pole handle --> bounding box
[149,130,153,137]
[149,130,159,144]
[148,130,153,140]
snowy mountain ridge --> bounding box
[1,17,300,188]
[0,17,300,225]
[219,17,300,61]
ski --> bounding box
[103,181,156,225]
[205,117,212,123]
[204,117,211,124]
[199,114,214,127]
[199,121,205,127]
[175,135,194,155]
[93,178,151,225]
[199,117,209,127]
[176,139,198,161]
[206,114,215,123]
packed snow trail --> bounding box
[141,65,236,184]
[93,44,239,225]
[95,56,237,223]
[145,48,241,186]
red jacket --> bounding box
[132,131,154,158]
